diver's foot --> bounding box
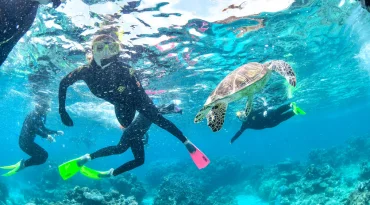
[291,102,306,115]
[18,159,25,172]
[185,142,210,169]
[98,168,114,178]
[77,154,91,167]
[184,140,196,153]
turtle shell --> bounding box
[205,62,268,105]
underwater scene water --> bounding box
[1,0,370,204]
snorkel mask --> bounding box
[92,35,120,67]
[35,99,51,114]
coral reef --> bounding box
[206,186,238,205]
[199,156,244,191]
[21,162,67,202]
[0,181,8,203]
[7,135,370,205]
[345,180,370,205]
[308,136,370,168]
[109,173,147,202]
[40,162,61,190]
[145,161,187,187]
[24,186,138,205]
[153,173,207,205]
[360,161,370,180]
[249,136,370,204]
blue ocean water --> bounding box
[0,0,370,204]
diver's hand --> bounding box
[60,111,74,126]
[56,131,64,136]
[47,135,56,143]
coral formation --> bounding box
[109,173,147,202]
[8,135,370,205]
[206,186,238,205]
[145,161,187,187]
[153,173,206,205]
[0,181,8,203]
[345,180,370,205]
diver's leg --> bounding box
[264,111,295,128]
[112,137,145,176]
[21,142,48,167]
[90,113,152,160]
[90,133,130,160]
[134,87,210,169]
[140,103,187,143]
[275,103,292,114]
[136,92,187,143]
[279,111,295,122]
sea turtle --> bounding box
[194,60,296,132]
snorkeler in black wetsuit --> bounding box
[57,34,209,180]
[78,103,182,178]
[0,0,64,67]
[230,102,305,144]
[0,101,64,176]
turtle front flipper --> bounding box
[194,106,212,123]
[237,95,253,121]
[267,60,296,87]
[206,103,228,132]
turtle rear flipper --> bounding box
[268,60,296,87]
[194,106,211,123]
[206,103,228,132]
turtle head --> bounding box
[265,60,297,87]
[263,61,273,70]
[264,60,286,70]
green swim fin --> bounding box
[292,102,306,115]
[59,154,92,180]
[1,160,24,177]
[80,166,113,180]
[58,158,82,180]
[0,162,20,170]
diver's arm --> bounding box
[36,123,58,138]
[59,68,85,112]
[35,117,57,138]
[230,123,248,144]
[58,67,86,126]
[230,130,244,144]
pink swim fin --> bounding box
[189,144,210,169]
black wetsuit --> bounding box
[59,56,187,144]
[231,103,295,144]
[0,0,40,66]
[90,104,180,176]
[19,111,57,167]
